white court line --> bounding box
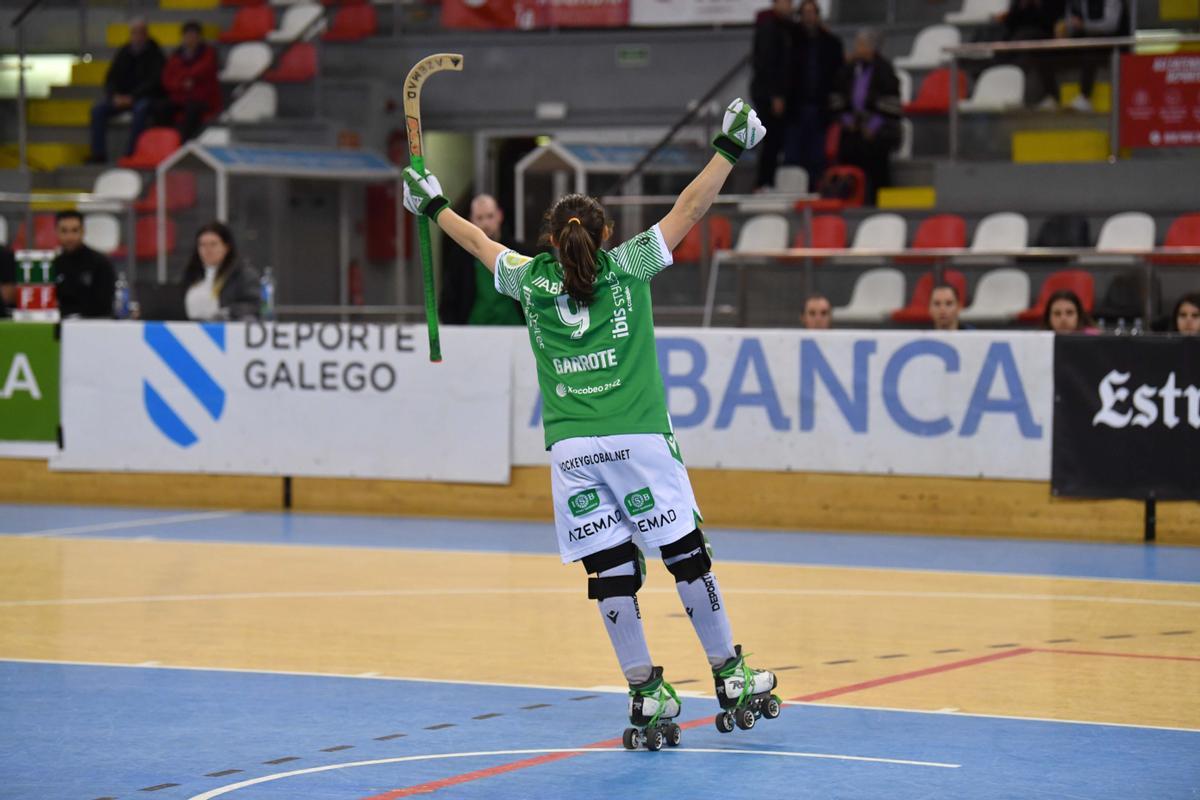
[4,657,1197,733]
[2,586,1197,609]
[5,510,240,538]
[184,747,960,800]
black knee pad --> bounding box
[660,528,712,584]
[581,541,645,600]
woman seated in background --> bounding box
[182,222,260,321]
[1042,289,1097,334]
[1173,293,1200,335]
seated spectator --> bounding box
[0,243,16,317]
[1042,289,1097,333]
[829,29,902,205]
[88,18,165,163]
[1174,293,1200,335]
[998,0,1063,109]
[181,222,260,321]
[1042,0,1127,112]
[159,21,221,142]
[784,0,844,186]
[751,0,795,190]
[930,283,970,331]
[439,194,524,325]
[52,211,117,319]
[801,293,832,329]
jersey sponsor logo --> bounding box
[557,378,623,398]
[504,252,531,270]
[533,275,563,295]
[553,348,618,376]
[606,270,630,340]
[568,509,624,542]
[559,448,631,472]
[568,488,601,517]
[522,287,546,350]
[702,573,721,611]
[635,508,677,533]
[624,487,655,517]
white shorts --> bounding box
[550,432,702,564]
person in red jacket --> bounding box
[159,21,221,141]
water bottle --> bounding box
[112,271,130,319]
[1114,317,1127,336]
[1131,317,1143,336]
[259,266,275,321]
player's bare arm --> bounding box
[402,167,508,274]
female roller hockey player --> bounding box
[403,98,781,751]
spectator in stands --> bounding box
[0,243,16,317]
[159,21,221,142]
[929,283,968,331]
[998,0,1063,109]
[1041,289,1096,333]
[801,293,833,329]
[751,0,795,190]
[440,194,524,325]
[181,222,260,321]
[784,0,844,187]
[1173,293,1200,335]
[51,211,116,319]
[829,29,902,205]
[1043,0,1127,111]
[88,18,165,163]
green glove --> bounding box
[711,98,768,165]
[402,166,450,221]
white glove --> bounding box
[712,98,767,164]
[402,166,449,220]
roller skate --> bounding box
[712,645,780,733]
[622,666,683,751]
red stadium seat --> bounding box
[905,68,969,114]
[1152,212,1200,264]
[896,213,967,263]
[117,128,182,170]
[891,269,968,324]
[672,215,733,263]
[263,42,318,82]
[11,215,58,251]
[1016,269,1095,324]
[134,172,198,213]
[322,2,377,41]
[113,216,178,261]
[220,5,274,43]
[792,215,847,248]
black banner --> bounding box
[1052,335,1200,500]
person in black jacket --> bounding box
[750,0,795,189]
[51,211,117,319]
[88,18,165,163]
[181,222,260,321]
[439,194,524,325]
[785,0,844,189]
[829,28,903,205]
[0,244,16,317]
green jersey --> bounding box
[495,225,673,448]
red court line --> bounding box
[1031,648,1200,663]
[361,648,1030,799]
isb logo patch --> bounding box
[142,322,227,448]
[624,487,655,516]
[569,489,601,517]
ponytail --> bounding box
[542,194,609,306]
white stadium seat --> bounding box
[833,268,906,324]
[734,213,789,252]
[959,65,1025,112]
[82,213,121,255]
[267,4,324,43]
[897,118,914,160]
[1080,211,1157,265]
[959,268,1031,323]
[220,42,273,83]
[895,25,961,70]
[971,212,1029,253]
[198,126,232,146]
[851,213,906,252]
[945,0,1007,25]
[225,82,278,123]
[897,68,913,105]
[773,166,809,195]
[0,216,7,245]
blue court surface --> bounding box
[3,659,1198,800]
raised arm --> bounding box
[402,168,508,273]
[657,99,768,252]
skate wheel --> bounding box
[715,711,734,734]
[644,726,664,751]
[735,706,756,730]
[622,727,639,750]
[762,695,781,720]
[664,722,682,747]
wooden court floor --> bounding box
[2,531,1198,732]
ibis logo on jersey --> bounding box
[568,488,601,517]
[142,322,227,448]
[607,270,630,340]
[553,348,619,376]
[623,487,655,517]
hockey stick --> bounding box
[403,52,463,363]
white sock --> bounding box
[594,561,653,685]
[666,550,736,668]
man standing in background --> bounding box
[439,194,524,325]
[750,0,794,189]
[785,0,844,188]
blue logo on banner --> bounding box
[142,323,227,447]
